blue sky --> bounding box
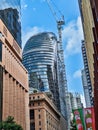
[21,0,84,94]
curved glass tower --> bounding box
[23,32,60,109]
[0,0,21,47]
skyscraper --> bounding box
[78,0,98,128]
[0,0,21,47]
[78,0,94,93]
[67,92,82,122]
[23,32,60,110]
[81,41,93,107]
[89,0,98,129]
[81,69,92,107]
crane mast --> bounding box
[46,0,69,127]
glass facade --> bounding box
[0,0,21,47]
[23,32,60,110]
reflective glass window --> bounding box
[0,0,21,47]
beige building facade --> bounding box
[29,92,67,130]
[0,19,30,130]
[79,0,94,91]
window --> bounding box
[39,128,41,130]
[38,96,40,98]
[39,121,41,126]
[32,103,34,106]
[38,102,40,106]
[39,114,41,119]
[30,110,34,119]
[0,42,2,61]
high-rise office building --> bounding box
[79,0,98,128]
[78,0,94,93]
[70,93,82,110]
[81,69,92,107]
[23,32,60,111]
[81,41,93,107]
[0,19,30,129]
[0,0,21,47]
[67,92,82,121]
[89,0,98,129]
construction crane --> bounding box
[46,1,69,129]
[46,0,65,43]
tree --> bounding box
[0,116,23,130]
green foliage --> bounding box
[0,116,23,130]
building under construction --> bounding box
[46,0,69,121]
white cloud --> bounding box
[22,26,44,48]
[73,69,82,78]
[21,0,28,10]
[22,4,28,9]
[63,16,84,57]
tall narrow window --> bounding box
[39,121,41,126]
[0,42,2,61]
[39,114,41,119]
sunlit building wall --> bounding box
[0,19,30,130]
[78,0,94,93]
[89,0,98,129]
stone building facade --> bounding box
[29,92,67,130]
[0,19,30,130]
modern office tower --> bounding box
[67,92,82,121]
[89,0,98,129]
[81,41,93,107]
[78,0,94,93]
[23,32,68,121]
[0,0,21,47]
[0,20,30,130]
[23,32,60,111]
[29,92,67,130]
[81,69,92,107]
[71,93,82,110]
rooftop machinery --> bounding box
[46,0,69,123]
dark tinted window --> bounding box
[0,42,2,61]
[0,0,21,47]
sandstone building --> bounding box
[0,19,30,130]
[29,92,67,130]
